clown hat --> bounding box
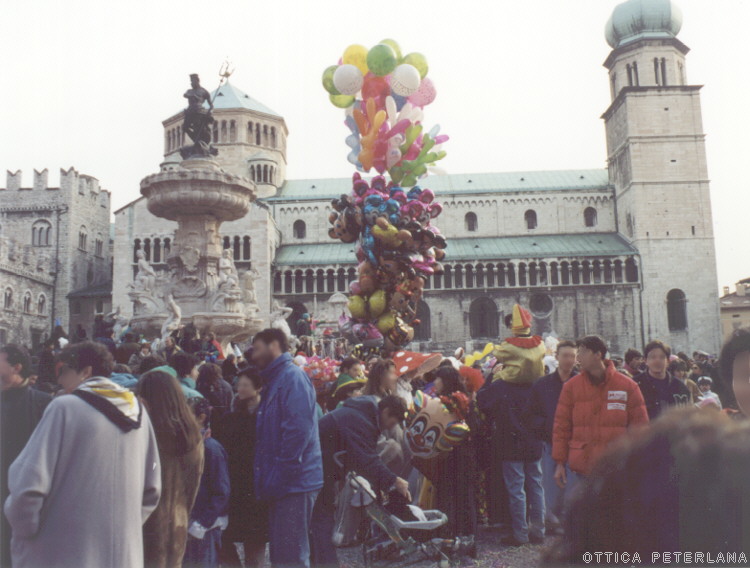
[333,373,367,396]
[511,304,533,335]
[392,351,442,379]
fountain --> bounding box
[128,69,264,346]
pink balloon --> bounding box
[408,77,437,107]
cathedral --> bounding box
[3,0,723,356]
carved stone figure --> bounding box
[218,249,240,290]
[133,250,156,294]
[161,294,182,340]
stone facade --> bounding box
[0,236,55,347]
[0,168,112,346]
[720,280,750,341]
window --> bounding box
[654,58,660,85]
[660,57,667,86]
[667,289,688,331]
[78,226,88,251]
[632,61,639,86]
[293,220,306,239]
[23,291,32,313]
[627,64,633,86]
[95,237,104,257]
[465,212,478,232]
[414,301,431,341]
[37,294,46,315]
[32,220,52,246]
[524,209,537,230]
[584,207,597,228]
[96,300,104,314]
[3,288,12,310]
[469,297,499,339]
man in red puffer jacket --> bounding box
[552,335,648,500]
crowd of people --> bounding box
[1,306,749,568]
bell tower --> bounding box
[603,0,721,352]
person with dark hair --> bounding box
[251,328,323,568]
[171,351,204,400]
[221,354,239,385]
[214,367,268,568]
[94,327,117,356]
[128,341,152,375]
[633,340,691,420]
[621,348,642,378]
[50,324,69,351]
[197,363,233,420]
[311,395,409,567]
[184,398,230,568]
[4,341,160,568]
[139,369,204,568]
[545,409,750,566]
[35,339,58,392]
[363,358,397,398]
[328,357,366,411]
[115,332,140,365]
[695,376,722,409]
[138,354,167,376]
[202,332,224,361]
[669,358,701,403]
[431,370,478,551]
[524,339,578,533]
[0,344,52,565]
[552,336,648,504]
[719,327,750,413]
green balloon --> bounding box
[366,44,398,77]
[322,65,340,95]
[379,39,402,62]
[329,93,355,108]
[403,52,429,79]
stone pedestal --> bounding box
[129,158,264,346]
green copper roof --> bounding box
[274,233,637,266]
[270,169,610,202]
[605,0,683,49]
[207,82,282,118]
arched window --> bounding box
[470,297,499,339]
[256,128,261,145]
[242,236,251,260]
[212,122,218,143]
[3,288,12,310]
[465,212,478,232]
[23,291,32,313]
[250,165,256,182]
[78,226,88,251]
[32,220,52,246]
[229,120,237,142]
[414,301,431,341]
[152,238,161,262]
[293,220,306,239]
[286,302,308,334]
[220,120,227,142]
[37,294,46,315]
[273,272,282,293]
[271,126,277,148]
[584,207,597,228]
[263,125,269,145]
[233,236,241,261]
[625,258,638,283]
[525,209,537,230]
[667,289,688,331]
[248,121,254,143]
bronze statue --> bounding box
[181,74,218,159]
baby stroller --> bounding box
[334,453,473,567]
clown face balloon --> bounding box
[405,391,470,459]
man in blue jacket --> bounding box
[252,328,323,568]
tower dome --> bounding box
[605,0,683,49]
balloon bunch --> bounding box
[322,40,448,187]
[299,355,339,394]
[333,173,446,351]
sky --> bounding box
[2,0,749,292]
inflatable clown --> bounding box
[406,390,471,460]
[492,304,546,383]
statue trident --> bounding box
[180,59,235,159]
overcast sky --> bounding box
[2,0,749,292]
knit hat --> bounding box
[392,351,442,379]
[333,372,367,396]
[511,304,533,336]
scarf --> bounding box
[73,377,142,432]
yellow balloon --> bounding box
[403,52,429,79]
[348,295,368,320]
[376,312,397,334]
[343,44,369,75]
[369,290,387,318]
